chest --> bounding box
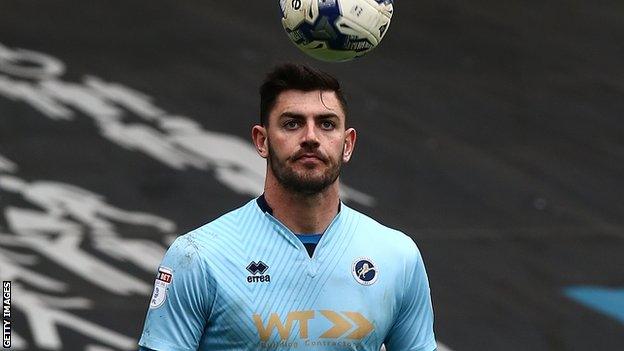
[203,242,401,349]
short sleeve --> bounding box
[384,243,436,351]
[138,235,215,351]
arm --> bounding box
[138,235,215,351]
[384,241,437,351]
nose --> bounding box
[300,123,320,149]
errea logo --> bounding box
[246,261,271,283]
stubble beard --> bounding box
[267,141,342,196]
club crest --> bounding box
[352,257,378,285]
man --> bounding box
[138,64,436,351]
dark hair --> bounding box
[259,63,347,126]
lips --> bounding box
[294,152,325,163]
[299,155,320,160]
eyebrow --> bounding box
[279,112,340,120]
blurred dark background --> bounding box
[1,1,623,350]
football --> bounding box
[279,0,394,62]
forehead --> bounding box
[271,89,345,119]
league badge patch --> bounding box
[150,266,172,309]
[352,257,378,286]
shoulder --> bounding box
[175,198,261,249]
[345,205,421,260]
[160,202,259,278]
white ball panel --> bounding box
[281,0,314,30]
[359,0,394,19]
[334,16,379,46]
[337,0,392,41]
[306,0,320,23]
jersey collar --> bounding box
[255,193,341,216]
[255,194,345,253]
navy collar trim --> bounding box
[256,194,273,215]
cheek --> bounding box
[270,135,297,157]
[327,139,345,157]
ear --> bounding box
[342,127,356,162]
[252,125,269,158]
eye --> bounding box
[320,120,336,130]
[284,120,300,130]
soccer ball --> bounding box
[279,0,394,62]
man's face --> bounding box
[256,89,355,195]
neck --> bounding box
[263,176,340,234]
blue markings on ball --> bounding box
[293,1,345,49]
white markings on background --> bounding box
[7,330,27,350]
[0,174,172,294]
[86,346,118,351]
[0,153,176,349]
[0,247,67,292]
[12,283,136,350]
[0,154,17,173]
[438,341,455,351]
[0,231,143,350]
[0,43,65,79]
[0,42,374,205]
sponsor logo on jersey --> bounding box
[149,266,172,309]
[246,261,271,283]
[253,310,373,343]
[352,257,378,285]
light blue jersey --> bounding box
[139,197,436,351]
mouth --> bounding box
[294,153,325,164]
